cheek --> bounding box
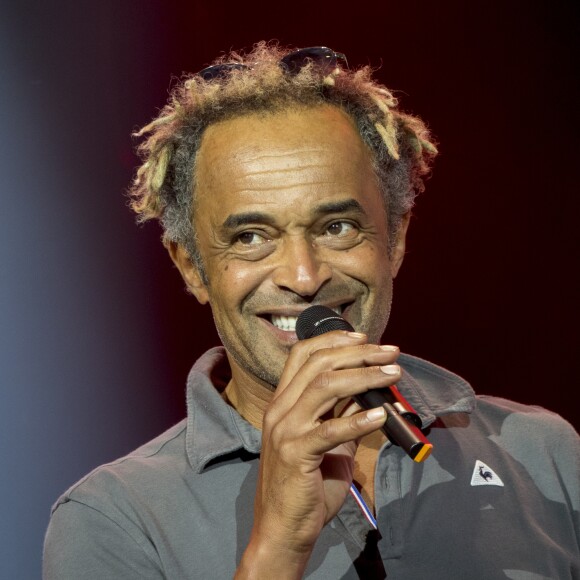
[209,260,271,306]
[333,244,390,282]
[222,261,269,286]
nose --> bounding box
[271,236,332,296]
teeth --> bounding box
[271,315,297,331]
[270,306,342,332]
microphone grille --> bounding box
[296,305,354,340]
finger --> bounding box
[302,407,388,458]
[277,363,401,431]
[269,341,399,418]
[277,330,368,393]
[264,364,401,433]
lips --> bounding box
[269,305,343,332]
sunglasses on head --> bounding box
[198,46,348,81]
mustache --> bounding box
[242,285,363,311]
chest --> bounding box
[353,430,388,509]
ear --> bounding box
[390,212,411,279]
[166,242,209,305]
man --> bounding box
[44,44,579,578]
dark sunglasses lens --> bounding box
[199,63,248,81]
[281,47,347,75]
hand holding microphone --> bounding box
[296,305,433,462]
[240,306,428,575]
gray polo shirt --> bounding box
[44,347,580,579]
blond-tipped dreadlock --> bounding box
[128,42,437,272]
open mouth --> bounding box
[268,304,350,332]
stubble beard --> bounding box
[212,278,394,390]
[214,320,284,391]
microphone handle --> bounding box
[353,388,432,462]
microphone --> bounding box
[296,305,433,463]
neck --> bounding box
[223,358,274,430]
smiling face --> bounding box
[170,105,409,391]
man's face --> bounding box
[174,106,408,389]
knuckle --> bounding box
[360,364,388,381]
[347,413,364,431]
[267,423,294,459]
[274,438,295,464]
[263,409,275,427]
[315,419,337,442]
[357,342,373,352]
[262,404,283,433]
[308,371,331,391]
[361,364,380,377]
[289,339,310,358]
[307,346,349,370]
[306,348,330,365]
[290,342,335,369]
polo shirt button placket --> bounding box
[377,452,404,558]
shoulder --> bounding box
[470,395,580,511]
[52,419,188,516]
[400,351,577,445]
[475,394,578,438]
[472,394,579,458]
[45,420,189,577]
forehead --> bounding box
[193,105,382,217]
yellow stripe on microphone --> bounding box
[413,443,433,463]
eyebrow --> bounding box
[222,198,367,230]
[222,211,277,230]
[314,199,366,216]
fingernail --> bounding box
[366,406,386,421]
[379,345,398,351]
[347,332,366,338]
[380,364,400,375]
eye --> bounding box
[235,231,270,246]
[324,221,357,237]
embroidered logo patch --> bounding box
[471,460,504,487]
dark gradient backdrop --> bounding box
[1,1,578,577]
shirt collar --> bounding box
[185,347,261,474]
[185,348,476,473]
[397,352,476,428]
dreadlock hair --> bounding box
[129,42,437,277]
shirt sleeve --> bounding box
[43,500,165,580]
[554,416,580,547]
